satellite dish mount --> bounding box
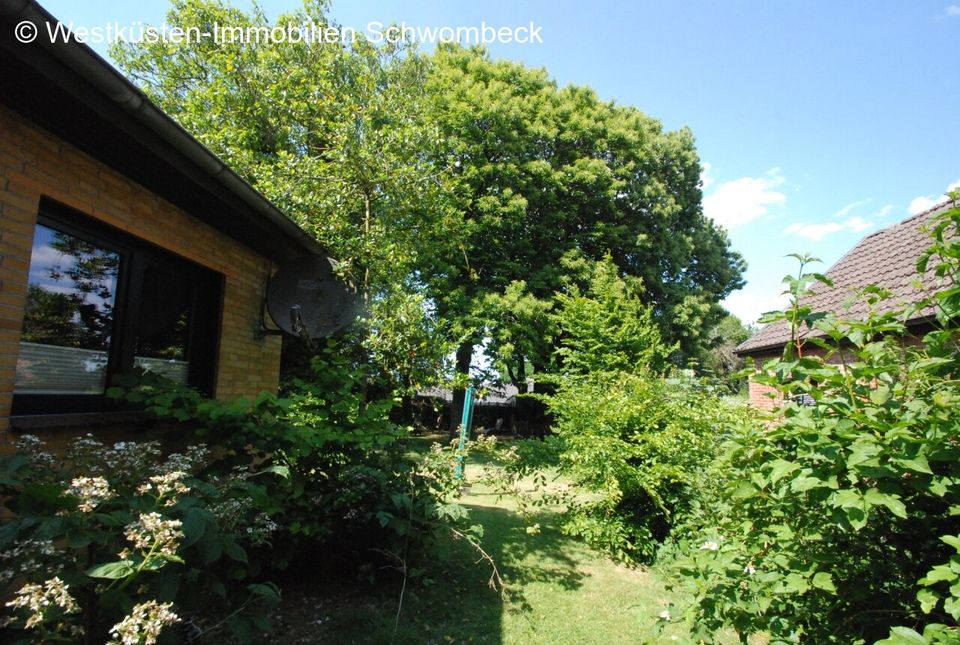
[256,255,360,348]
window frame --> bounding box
[12,198,224,417]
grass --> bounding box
[268,436,700,644]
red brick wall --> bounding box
[746,345,850,410]
[0,105,282,439]
[745,358,782,411]
[745,336,924,410]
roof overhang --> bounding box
[0,0,324,263]
[733,314,945,358]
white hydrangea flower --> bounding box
[108,600,180,645]
[0,539,60,584]
[67,433,106,473]
[244,513,280,546]
[5,577,80,630]
[104,441,162,478]
[68,476,114,512]
[123,513,184,558]
[163,444,210,473]
[14,434,56,468]
[137,471,190,505]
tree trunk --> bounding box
[515,351,527,387]
[448,340,474,437]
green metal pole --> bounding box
[454,386,475,480]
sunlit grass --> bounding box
[273,436,706,644]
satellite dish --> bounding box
[265,255,360,339]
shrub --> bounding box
[110,338,479,576]
[543,370,751,562]
[0,434,279,643]
[1,338,484,642]
[662,203,960,643]
[499,256,754,562]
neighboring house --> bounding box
[416,382,534,434]
[735,200,956,410]
[0,1,325,440]
[418,384,524,409]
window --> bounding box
[13,199,223,416]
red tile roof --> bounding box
[735,199,958,356]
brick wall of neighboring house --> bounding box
[0,105,282,440]
[746,354,782,411]
[747,344,852,409]
[746,334,926,410]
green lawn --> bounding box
[270,439,698,644]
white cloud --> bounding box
[722,288,791,327]
[870,204,895,219]
[832,198,871,219]
[909,178,960,215]
[910,195,943,215]
[700,162,714,190]
[784,215,873,242]
[947,4,960,17]
[703,168,786,230]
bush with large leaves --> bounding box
[664,201,960,643]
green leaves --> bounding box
[870,384,892,405]
[552,255,675,376]
[767,459,800,485]
[664,213,960,643]
[811,571,836,593]
[86,560,136,580]
[863,488,907,519]
[542,365,751,562]
[875,626,929,645]
[893,452,934,475]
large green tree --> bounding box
[112,4,744,421]
[424,46,745,428]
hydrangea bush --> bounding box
[1,338,482,643]
[0,434,279,643]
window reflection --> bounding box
[15,225,119,394]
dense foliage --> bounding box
[1,434,280,643]
[487,258,752,562]
[426,45,745,423]
[113,342,477,565]
[700,313,754,394]
[1,343,478,643]
[111,0,459,395]
[543,371,749,563]
[662,201,960,643]
[111,0,746,419]
[64,3,960,642]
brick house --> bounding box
[0,1,326,441]
[735,200,956,410]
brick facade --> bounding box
[746,344,852,410]
[0,105,282,440]
[745,335,924,410]
[745,358,782,411]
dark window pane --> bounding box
[15,224,119,394]
[134,265,191,384]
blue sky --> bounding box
[38,0,960,324]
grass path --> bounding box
[271,444,693,644]
[455,458,687,644]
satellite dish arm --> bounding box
[290,304,315,351]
